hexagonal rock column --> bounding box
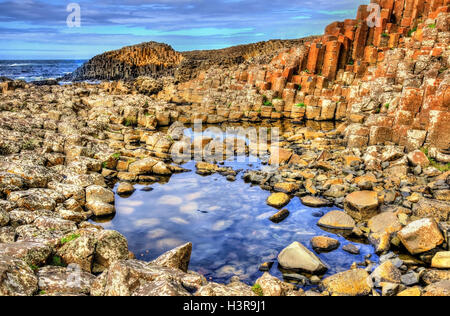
[344,191,380,221]
[397,218,444,255]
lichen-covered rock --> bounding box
[151,242,192,273]
[310,236,340,252]
[322,269,373,296]
[0,242,52,266]
[91,259,204,296]
[37,265,95,295]
[92,230,129,273]
[397,218,444,255]
[0,255,38,296]
[423,281,450,297]
[0,209,9,227]
[132,279,191,296]
[57,235,96,272]
[255,272,291,296]
[371,261,402,284]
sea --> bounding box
[0,60,86,83]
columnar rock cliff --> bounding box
[162,0,449,153]
[70,42,184,81]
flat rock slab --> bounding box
[317,211,356,230]
[344,190,379,220]
[0,242,52,266]
[37,266,95,295]
[277,241,328,274]
[301,196,331,207]
[397,218,444,255]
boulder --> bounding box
[277,241,328,274]
[195,279,255,296]
[344,191,380,220]
[274,182,300,194]
[0,242,52,266]
[0,255,38,296]
[117,183,135,196]
[128,158,158,175]
[371,261,402,284]
[86,185,114,204]
[267,192,290,208]
[255,272,290,296]
[431,252,450,269]
[57,235,96,272]
[92,230,129,273]
[407,150,430,168]
[317,211,356,230]
[322,269,373,296]
[37,265,95,295]
[151,242,192,273]
[132,279,191,296]
[397,218,444,255]
[86,200,115,217]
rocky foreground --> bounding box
[0,0,449,296]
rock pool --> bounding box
[93,123,378,286]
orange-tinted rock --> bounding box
[344,191,380,220]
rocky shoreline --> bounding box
[0,0,449,296]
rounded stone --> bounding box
[267,192,290,209]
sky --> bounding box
[0,0,369,60]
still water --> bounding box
[94,124,377,285]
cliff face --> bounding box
[162,0,449,152]
[69,38,317,82]
[70,42,184,81]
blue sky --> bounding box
[0,0,369,60]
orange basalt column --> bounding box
[306,43,325,74]
[322,40,342,80]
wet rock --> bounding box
[0,242,52,266]
[274,182,299,194]
[344,191,380,220]
[322,269,373,296]
[397,218,444,255]
[269,209,290,223]
[92,230,129,273]
[301,196,331,207]
[0,255,38,296]
[431,252,450,269]
[277,241,328,274]
[310,236,340,252]
[151,242,192,273]
[117,183,135,196]
[342,244,360,255]
[423,281,450,297]
[317,211,356,230]
[86,185,115,216]
[371,261,402,284]
[8,189,62,211]
[259,262,274,272]
[255,272,291,296]
[128,158,158,175]
[267,192,290,209]
[37,265,95,295]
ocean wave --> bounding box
[7,63,35,67]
